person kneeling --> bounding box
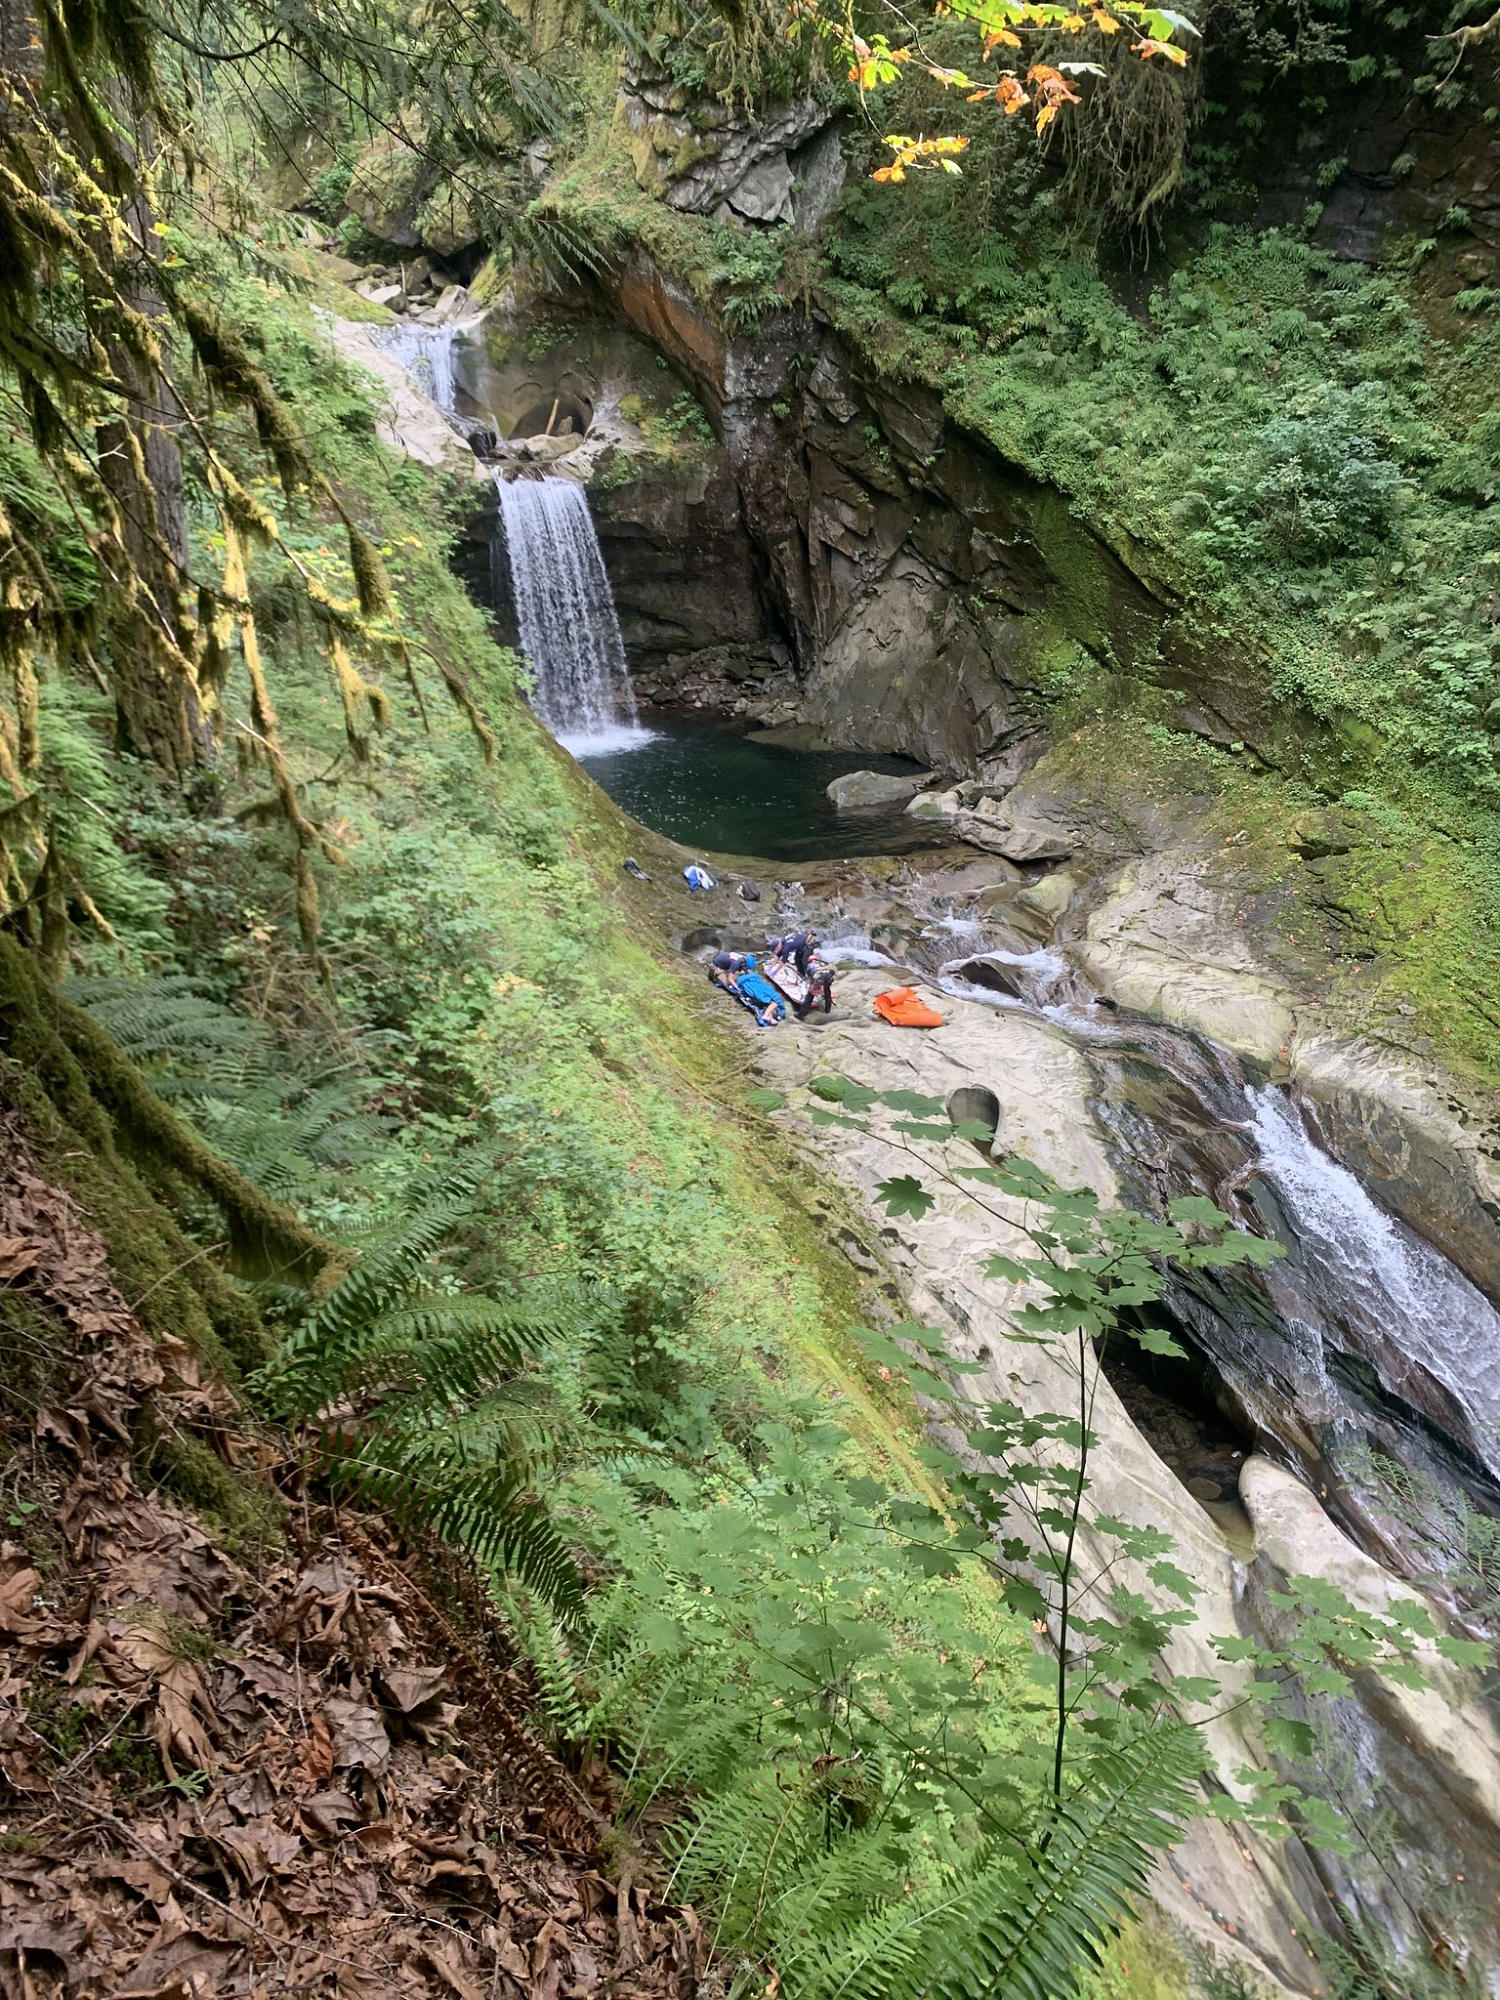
[792,959,835,1020]
[708,948,751,993]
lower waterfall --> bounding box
[495,474,649,754]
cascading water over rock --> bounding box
[937,936,1500,1548]
[379,320,464,421]
[495,475,650,755]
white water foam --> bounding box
[937,947,1073,1011]
[815,928,894,967]
[496,476,650,750]
[378,320,467,421]
[1248,1085,1500,1472]
[559,723,658,758]
[936,971,1026,1011]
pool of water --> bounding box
[572,712,951,862]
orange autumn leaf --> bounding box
[1027,60,1083,132]
[872,131,971,181]
[982,26,1023,49]
[1090,6,1123,26]
[1132,33,1188,59]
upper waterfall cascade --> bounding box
[495,475,650,755]
[379,320,465,422]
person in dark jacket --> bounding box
[771,929,818,977]
[708,949,751,993]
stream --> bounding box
[919,920,1500,1621]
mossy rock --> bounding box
[417,182,479,259]
[346,131,435,249]
[0,934,339,1378]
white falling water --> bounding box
[495,475,651,755]
[1248,1085,1500,1475]
[379,321,463,421]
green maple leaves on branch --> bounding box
[777,1073,1492,1841]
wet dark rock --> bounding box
[589,256,1321,778]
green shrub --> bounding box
[1178,390,1407,566]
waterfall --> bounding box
[1247,1084,1500,1478]
[495,475,650,755]
[379,321,463,422]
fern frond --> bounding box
[928,1725,1202,2000]
[265,1160,592,1615]
[347,1443,581,1612]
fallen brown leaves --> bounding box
[0,1122,706,1999]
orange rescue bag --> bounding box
[873,986,944,1029]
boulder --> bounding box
[905,787,962,820]
[952,813,1075,863]
[346,131,432,248]
[1015,868,1078,920]
[826,769,935,810]
[416,182,479,259]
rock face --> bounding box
[585,253,1318,776]
[620,71,843,230]
[1076,848,1300,1065]
[1213,44,1500,279]
[826,769,934,810]
[590,455,793,699]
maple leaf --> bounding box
[877,1175,935,1221]
[982,27,1023,49]
[1090,6,1123,26]
[1132,33,1189,59]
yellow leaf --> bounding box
[1090,8,1123,28]
[984,27,1023,47]
[1036,100,1057,132]
[1060,11,1087,27]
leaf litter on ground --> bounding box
[0,1116,706,1999]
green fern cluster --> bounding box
[518,1416,1200,1998]
[63,974,389,1220]
[259,1161,592,1613]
